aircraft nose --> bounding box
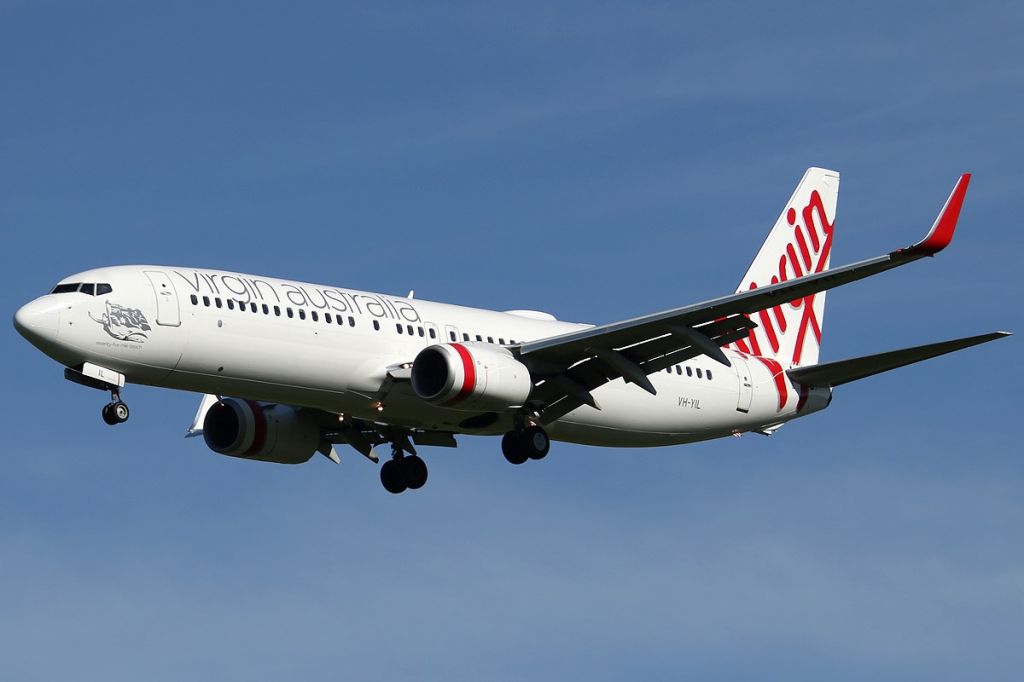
[13,297,61,348]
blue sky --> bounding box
[2,1,1022,679]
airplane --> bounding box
[12,168,1010,494]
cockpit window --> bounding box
[51,283,81,294]
[50,282,113,295]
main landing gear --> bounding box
[380,444,429,495]
[502,425,550,465]
[101,390,130,426]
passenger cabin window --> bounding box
[373,320,380,331]
[286,308,293,318]
[262,304,269,314]
[463,333,470,341]
[311,311,318,322]
[215,298,222,308]
[227,300,234,310]
[298,309,306,320]
[429,328,436,339]
[396,324,403,334]
[449,331,457,341]
[274,305,281,316]
[696,368,703,379]
[686,367,692,377]
[707,369,713,380]
[190,294,198,305]
[348,316,355,327]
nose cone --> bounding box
[13,297,61,349]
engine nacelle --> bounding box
[203,398,320,464]
[411,343,532,412]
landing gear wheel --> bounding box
[522,425,549,460]
[502,426,550,464]
[502,431,529,465]
[380,459,407,494]
[111,401,130,423]
[102,401,129,425]
[402,455,428,490]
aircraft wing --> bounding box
[516,174,971,423]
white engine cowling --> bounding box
[411,343,532,412]
[203,398,320,464]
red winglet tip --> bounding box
[914,173,971,255]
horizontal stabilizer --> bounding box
[787,332,1010,388]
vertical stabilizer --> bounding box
[732,167,839,367]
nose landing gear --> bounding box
[101,390,130,425]
[63,366,130,426]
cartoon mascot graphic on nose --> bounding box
[90,301,152,343]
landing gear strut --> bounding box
[101,390,129,426]
[380,444,429,494]
[502,425,550,464]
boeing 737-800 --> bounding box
[13,169,1009,493]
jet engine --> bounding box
[203,398,320,464]
[411,343,533,411]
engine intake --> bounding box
[411,343,532,412]
[203,398,320,464]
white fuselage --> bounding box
[16,265,831,447]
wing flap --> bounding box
[786,332,1010,388]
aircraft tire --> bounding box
[501,431,529,465]
[522,426,549,460]
[380,459,407,494]
[403,455,428,490]
[101,403,118,426]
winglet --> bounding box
[908,173,971,255]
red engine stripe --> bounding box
[448,343,476,404]
[244,400,267,455]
